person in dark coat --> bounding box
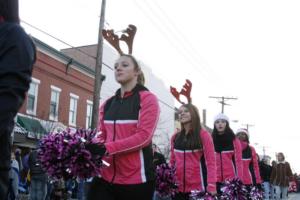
[270,152,293,200]
[152,144,168,200]
[259,157,273,199]
[0,0,36,197]
[28,150,48,200]
[153,144,166,168]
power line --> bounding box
[133,0,225,89]
[21,20,176,111]
[143,0,211,77]
[21,20,113,71]
[132,0,212,82]
[150,0,219,77]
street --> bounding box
[289,193,300,200]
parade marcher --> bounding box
[236,128,262,193]
[152,144,169,200]
[270,152,293,200]
[259,157,273,200]
[170,104,217,200]
[86,54,160,200]
[153,144,166,168]
[212,113,243,194]
[0,0,36,197]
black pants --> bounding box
[87,177,155,200]
[172,192,190,200]
[216,182,223,195]
[0,131,11,199]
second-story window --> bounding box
[26,78,40,115]
[49,86,61,121]
[86,100,93,129]
[69,93,79,126]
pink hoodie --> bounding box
[170,129,217,193]
[240,140,262,185]
[215,138,243,183]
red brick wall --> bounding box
[19,51,94,128]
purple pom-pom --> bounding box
[249,186,263,200]
[155,163,178,198]
[38,131,73,179]
[38,128,104,180]
[220,178,248,200]
[190,190,217,200]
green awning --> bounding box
[17,115,47,139]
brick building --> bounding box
[14,37,96,148]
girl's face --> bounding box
[215,120,227,133]
[178,106,192,124]
[237,132,248,141]
[114,56,138,84]
[277,153,284,162]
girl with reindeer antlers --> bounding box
[169,80,217,200]
[86,25,160,200]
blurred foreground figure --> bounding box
[0,0,36,198]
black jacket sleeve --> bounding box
[0,22,36,138]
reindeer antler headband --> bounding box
[102,24,137,55]
[170,79,192,104]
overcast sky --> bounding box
[20,0,300,173]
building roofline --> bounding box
[60,44,97,50]
[32,37,95,76]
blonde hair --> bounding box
[121,54,145,85]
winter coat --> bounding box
[98,84,160,184]
[213,133,243,183]
[270,161,293,187]
[240,141,262,185]
[0,21,35,198]
[170,129,217,193]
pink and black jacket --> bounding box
[213,133,243,183]
[97,84,160,184]
[240,141,262,185]
[170,129,217,193]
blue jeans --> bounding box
[30,178,47,200]
[274,185,288,200]
[262,182,270,200]
[153,191,171,200]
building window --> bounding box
[49,86,61,121]
[69,93,79,126]
[86,100,93,129]
[26,78,40,115]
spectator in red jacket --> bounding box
[236,128,262,191]
[212,113,243,194]
[86,54,160,200]
[170,104,217,200]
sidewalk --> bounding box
[288,192,300,200]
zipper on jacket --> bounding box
[220,153,224,181]
[183,135,187,193]
[110,98,123,184]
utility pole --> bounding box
[242,123,254,131]
[263,146,266,157]
[209,96,238,113]
[91,0,106,129]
